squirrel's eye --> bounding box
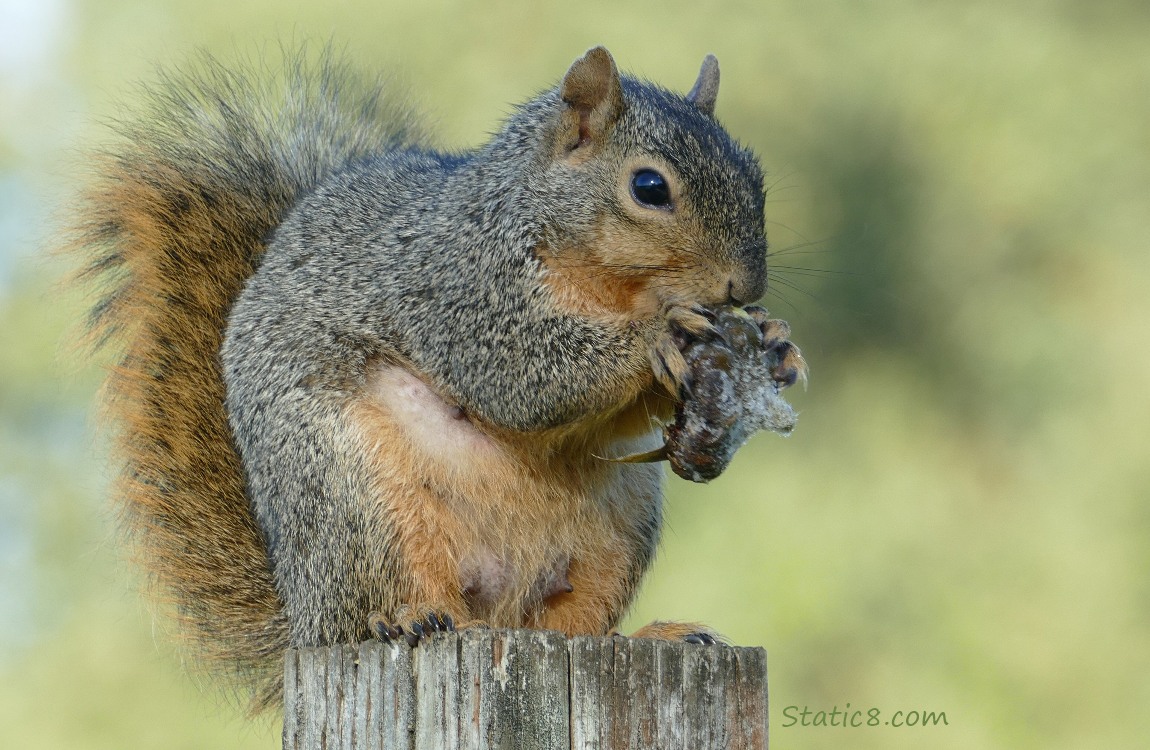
[630,169,671,208]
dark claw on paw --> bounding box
[372,609,459,647]
[684,632,718,645]
[679,370,694,398]
[420,611,456,635]
[772,365,799,388]
[767,340,801,388]
[371,619,405,644]
[691,304,718,322]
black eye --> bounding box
[630,169,671,208]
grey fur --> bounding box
[221,48,768,648]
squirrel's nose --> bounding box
[725,272,766,306]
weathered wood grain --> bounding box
[283,629,767,750]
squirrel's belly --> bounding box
[458,549,573,622]
[364,364,499,468]
[356,362,662,628]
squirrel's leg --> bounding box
[361,483,476,646]
[231,390,396,649]
[365,525,473,647]
[349,422,477,645]
[243,391,474,649]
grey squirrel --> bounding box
[68,46,804,709]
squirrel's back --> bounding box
[68,50,428,709]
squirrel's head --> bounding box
[527,46,767,318]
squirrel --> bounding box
[68,46,803,710]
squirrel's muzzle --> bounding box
[726,271,766,306]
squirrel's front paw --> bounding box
[744,305,807,389]
[650,305,716,398]
[368,607,457,647]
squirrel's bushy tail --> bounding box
[67,49,426,711]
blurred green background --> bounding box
[2,0,1148,747]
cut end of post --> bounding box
[283,629,768,749]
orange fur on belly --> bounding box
[349,362,667,631]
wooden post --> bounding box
[283,629,767,749]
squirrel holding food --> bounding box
[68,46,806,708]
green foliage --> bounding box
[1,1,1147,748]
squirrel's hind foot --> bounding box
[628,620,726,645]
[369,607,467,647]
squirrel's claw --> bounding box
[369,608,457,647]
[600,444,670,464]
[668,304,716,337]
[651,332,693,399]
[769,340,807,389]
[368,612,406,644]
[425,612,454,632]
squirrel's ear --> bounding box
[558,46,624,151]
[686,54,720,116]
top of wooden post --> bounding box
[283,628,768,750]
